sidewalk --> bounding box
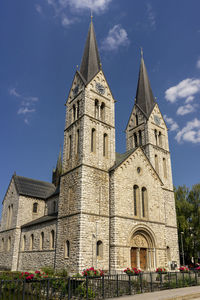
[108,286,200,300]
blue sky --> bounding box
[0,0,200,211]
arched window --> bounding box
[91,128,96,153]
[73,104,76,121]
[95,100,99,119]
[163,158,167,178]
[100,102,105,121]
[9,204,13,227]
[30,234,34,251]
[154,129,157,145]
[134,133,138,148]
[133,185,139,216]
[139,130,142,146]
[2,238,4,252]
[7,237,11,251]
[22,235,26,251]
[65,240,70,258]
[7,205,10,229]
[141,187,147,218]
[97,240,103,258]
[77,101,80,118]
[68,135,72,159]
[155,154,159,174]
[50,230,55,249]
[135,114,138,126]
[40,232,44,250]
[76,129,80,155]
[103,133,108,157]
[53,201,56,213]
[158,132,162,146]
[33,202,38,213]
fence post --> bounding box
[140,273,143,293]
[160,273,162,289]
[116,274,119,297]
[175,272,178,288]
[128,275,131,295]
[22,280,26,300]
[86,276,88,300]
[102,275,105,299]
[46,279,50,300]
[150,272,153,292]
[195,271,198,286]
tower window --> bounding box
[33,202,38,213]
[133,185,139,216]
[30,234,34,251]
[154,129,157,145]
[7,237,11,252]
[50,230,55,249]
[77,101,80,118]
[155,154,159,174]
[76,129,80,155]
[95,100,99,119]
[91,128,96,153]
[40,232,44,250]
[100,102,105,121]
[53,201,56,213]
[22,235,26,251]
[65,240,70,258]
[141,187,147,218]
[158,132,162,146]
[7,205,10,229]
[10,204,13,228]
[134,133,138,148]
[97,240,103,258]
[163,158,167,178]
[103,133,108,157]
[2,238,4,252]
[73,104,76,121]
[139,130,142,146]
[135,114,138,126]
[68,135,72,159]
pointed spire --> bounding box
[52,149,62,186]
[135,50,155,117]
[80,19,101,83]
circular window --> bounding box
[137,167,141,174]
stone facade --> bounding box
[0,20,179,273]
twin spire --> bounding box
[79,19,155,116]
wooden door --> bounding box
[131,247,137,268]
[140,248,147,270]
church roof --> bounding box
[21,213,57,228]
[79,19,101,83]
[14,175,56,200]
[109,149,135,171]
[135,53,156,117]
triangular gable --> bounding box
[66,71,86,104]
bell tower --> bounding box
[126,51,173,189]
[55,18,115,273]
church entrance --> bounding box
[130,229,156,270]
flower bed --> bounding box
[82,267,104,277]
[179,266,189,272]
[156,267,167,274]
[124,267,141,275]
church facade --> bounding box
[0,20,179,273]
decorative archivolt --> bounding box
[131,234,148,248]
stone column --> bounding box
[153,248,156,269]
[137,248,140,268]
[148,249,152,270]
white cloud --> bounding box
[165,78,200,103]
[175,118,200,143]
[146,3,156,29]
[176,103,196,116]
[101,24,129,51]
[164,115,179,131]
[196,58,200,69]
[35,4,42,14]
[9,88,38,124]
[185,95,194,103]
[67,0,112,13]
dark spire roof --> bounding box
[80,19,101,83]
[52,149,62,186]
[135,52,155,117]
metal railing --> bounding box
[0,272,200,299]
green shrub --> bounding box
[40,266,55,276]
[55,268,68,277]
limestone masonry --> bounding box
[0,20,179,274]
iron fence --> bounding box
[0,272,200,299]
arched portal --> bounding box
[130,229,156,271]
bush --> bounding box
[40,266,55,276]
[55,268,68,277]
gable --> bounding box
[67,71,85,104]
[149,103,167,130]
[125,103,149,132]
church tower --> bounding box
[126,51,173,190]
[55,19,115,273]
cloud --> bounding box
[176,103,196,116]
[146,3,156,29]
[45,0,112,27]
[185,96,194,103]
[35,4,43,14]
[164,115,179,131]
[101,24,129,51]
[175,118,200,143]
[196,58,200,69]
[165,78,200,103]
[9,88,38,124]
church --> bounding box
[0,19,179,273]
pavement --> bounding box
[108,286,200,300]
